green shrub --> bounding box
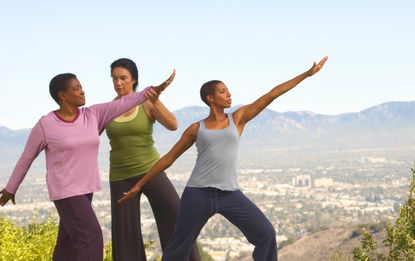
[0,216,58,261]
[0,216,113,261]
[353,163,415,261]
[0,216,214,260]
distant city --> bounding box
[1,101,415,260]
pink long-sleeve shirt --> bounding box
[6,88,150,201]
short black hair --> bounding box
[200,80,223,106]
[110,58,139,91]
[49,73,77,105]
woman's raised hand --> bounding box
[153,69,176,94]
[307,56,328,77]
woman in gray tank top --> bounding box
[119,56,328,261]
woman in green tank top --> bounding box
[105,58,200,261]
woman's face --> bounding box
[61,78,85,107]
[211,82,232,108]
[111,67,136,97]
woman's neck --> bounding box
[207,107,226,121]
[55,105,79,121]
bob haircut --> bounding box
[110,58,139,91]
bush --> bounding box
[0,216,58,260]
[352,163,415,261]
[0,216,113,261]
[0,215,215,261]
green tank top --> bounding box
[106,105,160,181]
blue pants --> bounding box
[162,187,277,261]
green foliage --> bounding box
[0,216,58,261]
[104,241,112,261]
[0,216,113,261]
[352,229,378,261]
[352,163,415,261]
[0,215,215,260]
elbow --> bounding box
[162,154,176,168]
[167,118,178,131]
[168,123,178,131]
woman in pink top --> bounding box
[0,70,175,261]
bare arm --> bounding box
[92,69,176,131]
[233,56,328,132]
[118,122,199,203]
[144,98,178,130]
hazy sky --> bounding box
[1,1,414,129]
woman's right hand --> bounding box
[0,189,16,206]
[117,184,141,204]
[153,69,176,94]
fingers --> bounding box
[164,69,176,86]
[117,196,127,204]
[308,56,328,76]
[320,56,329,64]
[117,185,140,203]
[154,69,176,93]
[0,189,15,206]
[0,189,9,206]
[117,192,133,204]
[316,56,328,68]
[146,88,160,102]
[0,196,9,206]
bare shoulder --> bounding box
[175,122,200,146]
[232,106,248,126]
[185,122,200,137]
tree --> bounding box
[353,163,415,261]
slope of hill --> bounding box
[277,226,387,261]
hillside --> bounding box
[277,225,387,261]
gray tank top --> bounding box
[187,113,240,190]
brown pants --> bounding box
[53,193,103,261]
[110,172,200,261]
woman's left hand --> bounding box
[153,69,176,94]
[307,56,328,77]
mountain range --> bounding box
[0,101,415,149]
[155,101,415,148]
[1,100,415,169]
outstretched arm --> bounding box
[144,91,178,130]
[233,56,328,132]
[118,122,199,203]
[93,69,176,131]
[0,121,46,206]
